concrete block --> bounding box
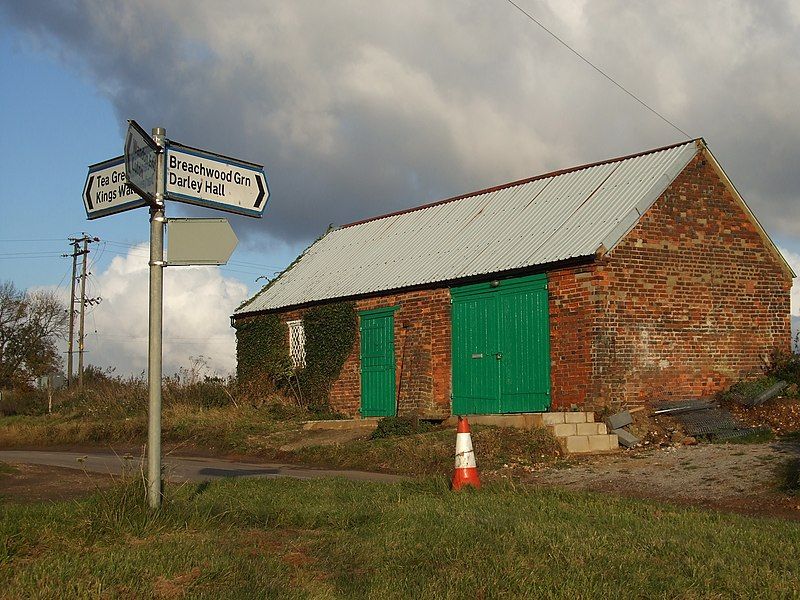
[576,422,606,436]
[606,411,633,430]
[564,412,588,424]
[551,423,577,437]
[540,412,566,426]
[563,435,590,453]
[524,414,544,428]
[613,428,640,448]
[587,434,618,452]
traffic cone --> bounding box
[451,416,480,490]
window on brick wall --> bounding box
[287,320,306,369]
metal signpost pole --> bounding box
[147,127,166,509]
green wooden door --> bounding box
[451,274,550,414]
[451,291,501,414]
[360,307,397,417]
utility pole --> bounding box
[77,236,88,388]
[64,239,80,386]
[64,235,100,387]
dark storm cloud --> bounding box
[3,0,799,250]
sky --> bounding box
[1,0,799,376]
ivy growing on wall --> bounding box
[300,301,357,410]
[234,300,357,412]
[234,314,292,383]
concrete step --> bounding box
[302,418,380,431]
[444,412,596,429]
[560,433,619,454]
[550,422,608,437]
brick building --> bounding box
[234,139,793,419]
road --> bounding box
[0,450,403,484]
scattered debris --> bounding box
[605,410,640,448]
[737,380,788,407]
[614,428,640,448]
[653,399,716,415]
[607,410,633,430]
[654,400,760,441]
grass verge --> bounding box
[1,477,799,598]
[0,409,562,477]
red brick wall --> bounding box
[592,150,792,407]
[273,288,451,418]
[547,264,599,409]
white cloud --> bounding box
[72,244,248,377]
[5,0,800,248]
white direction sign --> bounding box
[124,119,159,202]
[166,218,238,265]
[165,142,269,218]
[83,156,148,220]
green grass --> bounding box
[1,477,799,598]
[0,462,18,476]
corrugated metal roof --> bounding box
[237,140,699,314]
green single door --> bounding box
[451,291,501,414]
[360,306,398,417]
[452,274,550,414]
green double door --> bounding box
[451,274,551,414]
[360,306,398,417]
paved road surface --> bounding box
[0,450,403,484]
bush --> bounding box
[371,416,437,439]
[0,388,47,416]
[768,349,800,395]
[719,375,779,403]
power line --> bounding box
[503,0,692,139]
[0,238,66,243]
[0,251,66,257]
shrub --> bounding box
[0,388,47,416]
[768,349,800,395]
[371,416,436,439]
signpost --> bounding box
[167,218,238,266]
[83,120,268,509]
[165,142,269,217]
[83,156,148,220]
[124,120,159,202]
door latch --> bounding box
[494,352,503,360]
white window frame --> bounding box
[287,319,306,369]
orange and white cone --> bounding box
[451,416,480,490]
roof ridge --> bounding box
[340,138,701,229]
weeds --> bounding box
[370,416,437,439]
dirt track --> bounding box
[529,438,800,519]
